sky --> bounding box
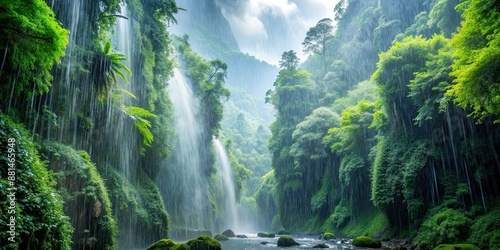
[214,0,339,66]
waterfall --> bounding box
[162,68,209,230]
[113,3,136,181]
[214,138,239,232]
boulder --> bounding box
[257,232,275,238]
[432,244,480,250]
[146,239,178,250]
[186,235,222,250]
[352,236,382,248]
[222,229,236,238]
[214,234,229,241]
[321,232,335,240]
[277,236,300,247]
[313,243,330,248]
[236,234,248,238]
[392,245,407,250]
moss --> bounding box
[322,232,335,240]
[0,115,73,249]
[432,244,480,250]
[100,166,169,247]
[257,232,276,238]
[214,234,229,241]
[41,141,118,249]
[333,209,389,238]
[277,236,300,247]
[352,236,382,248]
[147,239,178,250]
[186,235,222,250]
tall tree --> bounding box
[279,50,300,69]
[302,18,334,76]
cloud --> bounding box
[215,0,339,65]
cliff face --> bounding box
[170,0,278,101]
[172,0,240,52]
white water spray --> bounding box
[214,138,239,232]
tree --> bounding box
[446,0,500,122]
[302,18,334,75]
[0,0,68,108]
[279,50,299,69]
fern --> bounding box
[122,106,156,146]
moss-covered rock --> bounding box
[222,229,235,237]
[432,244,480,250]
[214,234,229,241]
[277,236,300,247]
[381,236,391,241]
[258,232,276,238]
[0,115,73,249]
[147,238,179,250]
[41,140,118,249]
[100,166,170,247]
[322,232,335,240]
[352,236,382,248]
[186,235,222,250]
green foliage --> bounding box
[302,18,334,74]
[100,166,169,247]
[446,0,500,122]
[279,50,300,69]
[0,0,69,103]
[121,105,156,147]
[177,37,230,137]
[91,41,133,100]
[433,244,480,250]
[277,236,300,247]
[0,115,72,249]
[468,208,500,249]
[413,208,471,248]
[41,140,118,249]
[352,236,381,248]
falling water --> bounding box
[113,3,136,181]
[163,68,208,230]
[214,138,239,232]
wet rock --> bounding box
[236,234,248,238]
[257,232,275,238]
[278,230,291,235]
[260,241,272,245]
[214,234,229,241]
[313,243,330,248]
[222,229,235,237]
[320,232,335,240]
[186,235,222,250]
[392,245,407,250]
[352,236,382,248]
[277,236,300,247]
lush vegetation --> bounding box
[2,0,500,249]
[261,0,500,249]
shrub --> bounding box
[413,208,471,248]
[0,114,73,249]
